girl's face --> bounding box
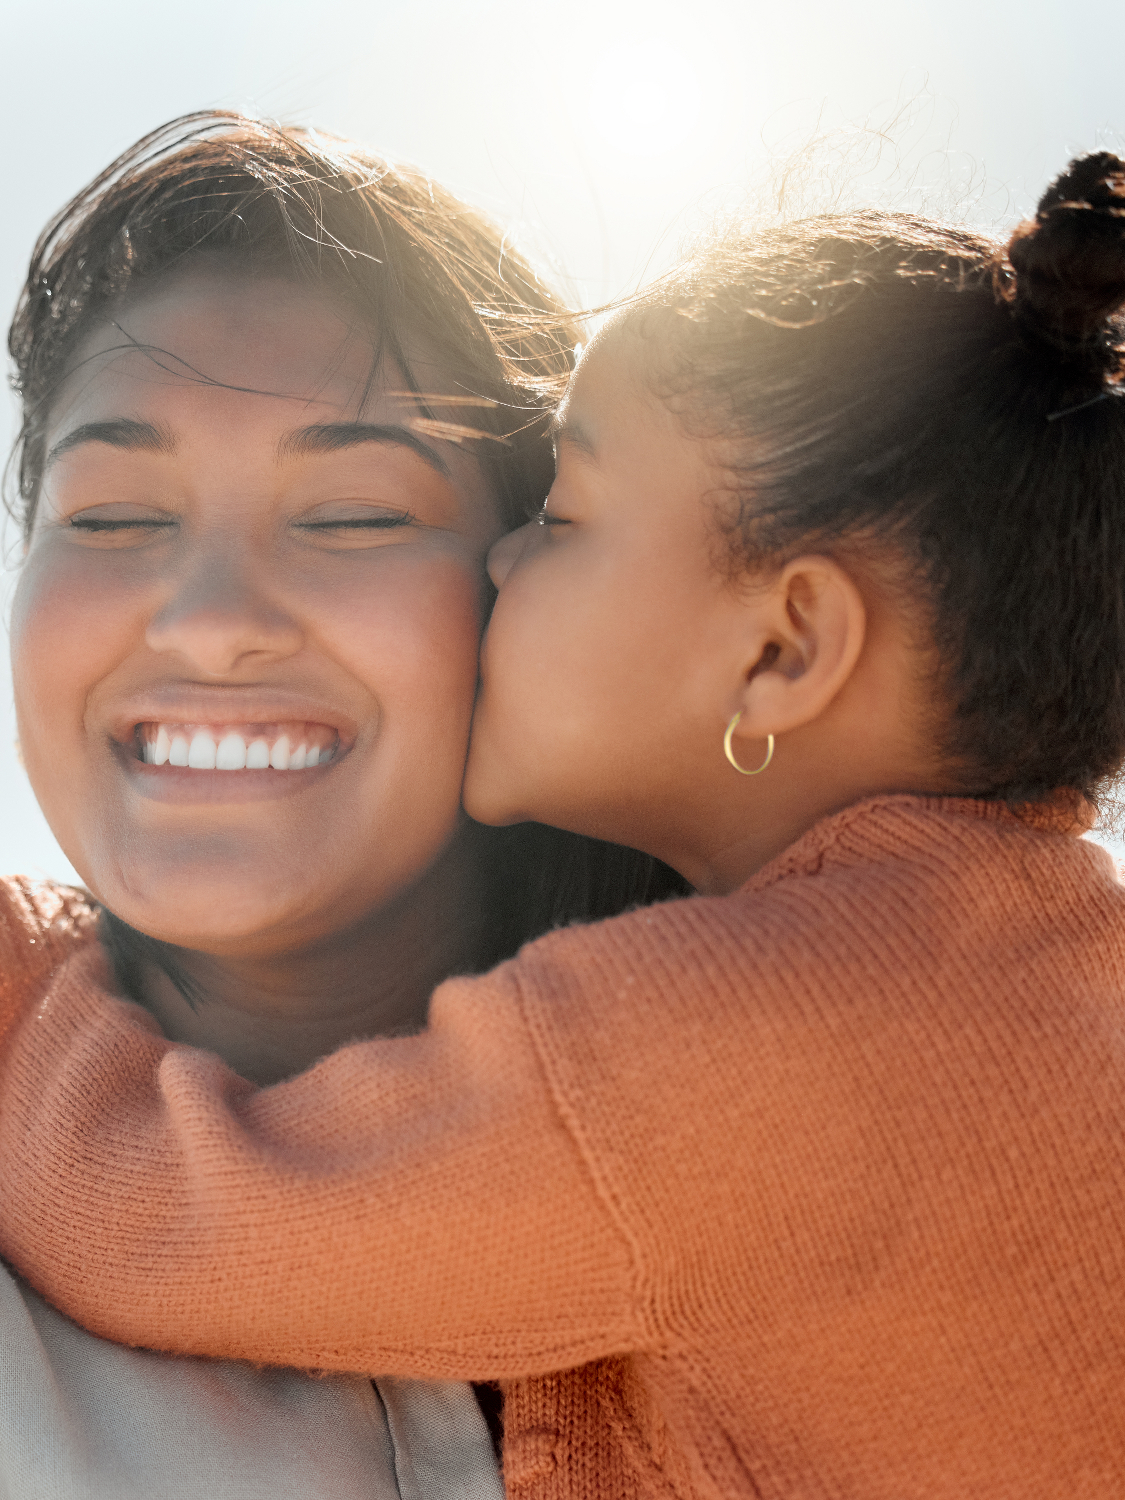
[467,324,933,891]
[464,326,736,860]
[13,269,503,954]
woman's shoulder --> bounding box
[0,876,99,990]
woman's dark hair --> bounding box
[8,110,573,537]
[628,152,1125,807]
[8,111,687,1002]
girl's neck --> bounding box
[130,831,486,1086]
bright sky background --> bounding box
[2,0,1124,881]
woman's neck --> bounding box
[129,831,486,1085]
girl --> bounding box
[3,154,1125,1497]
[0,112,682,1499]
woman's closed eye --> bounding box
[293,503,422,551]
[64,505,177,544]
[297,510,416,531]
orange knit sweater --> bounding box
[1,795,1124,1498]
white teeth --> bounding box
[216,732,247,771]
[140,724,336,770]
[187,731,217,770]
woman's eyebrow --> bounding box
[44,419,174,470]
[278,422,451,478]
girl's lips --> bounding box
[135,721,338,771]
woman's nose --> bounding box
[145,552,304,675]
[487,522,537,590]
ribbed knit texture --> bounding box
[1,795,1124,1497]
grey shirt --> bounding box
[0,1259,503,1500]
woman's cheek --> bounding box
[12,550,101,742]
[325,549,486,717]
[10,546,146,818]
[12,539,148,668]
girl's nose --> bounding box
[145,553,304,676]
[487,522,538,590]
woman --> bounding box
[0,111,682,1498]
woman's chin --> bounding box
[92,867,333,956]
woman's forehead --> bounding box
[33,271,501,542]
[54,272,383,417]
[49,270,496,442]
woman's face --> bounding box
[13,268,503,954]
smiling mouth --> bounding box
[135,722,339,771]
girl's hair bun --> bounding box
[1000,152,1125,372]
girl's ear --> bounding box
[727,555,867,748]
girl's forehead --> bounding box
[558,324,667,447]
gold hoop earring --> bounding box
[723,713,774,776]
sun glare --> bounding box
[587,41,704,159]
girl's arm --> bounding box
[0,943,641,1379]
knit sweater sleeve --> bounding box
[0,940,644,1379]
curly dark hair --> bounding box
[626,153,1125,807]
